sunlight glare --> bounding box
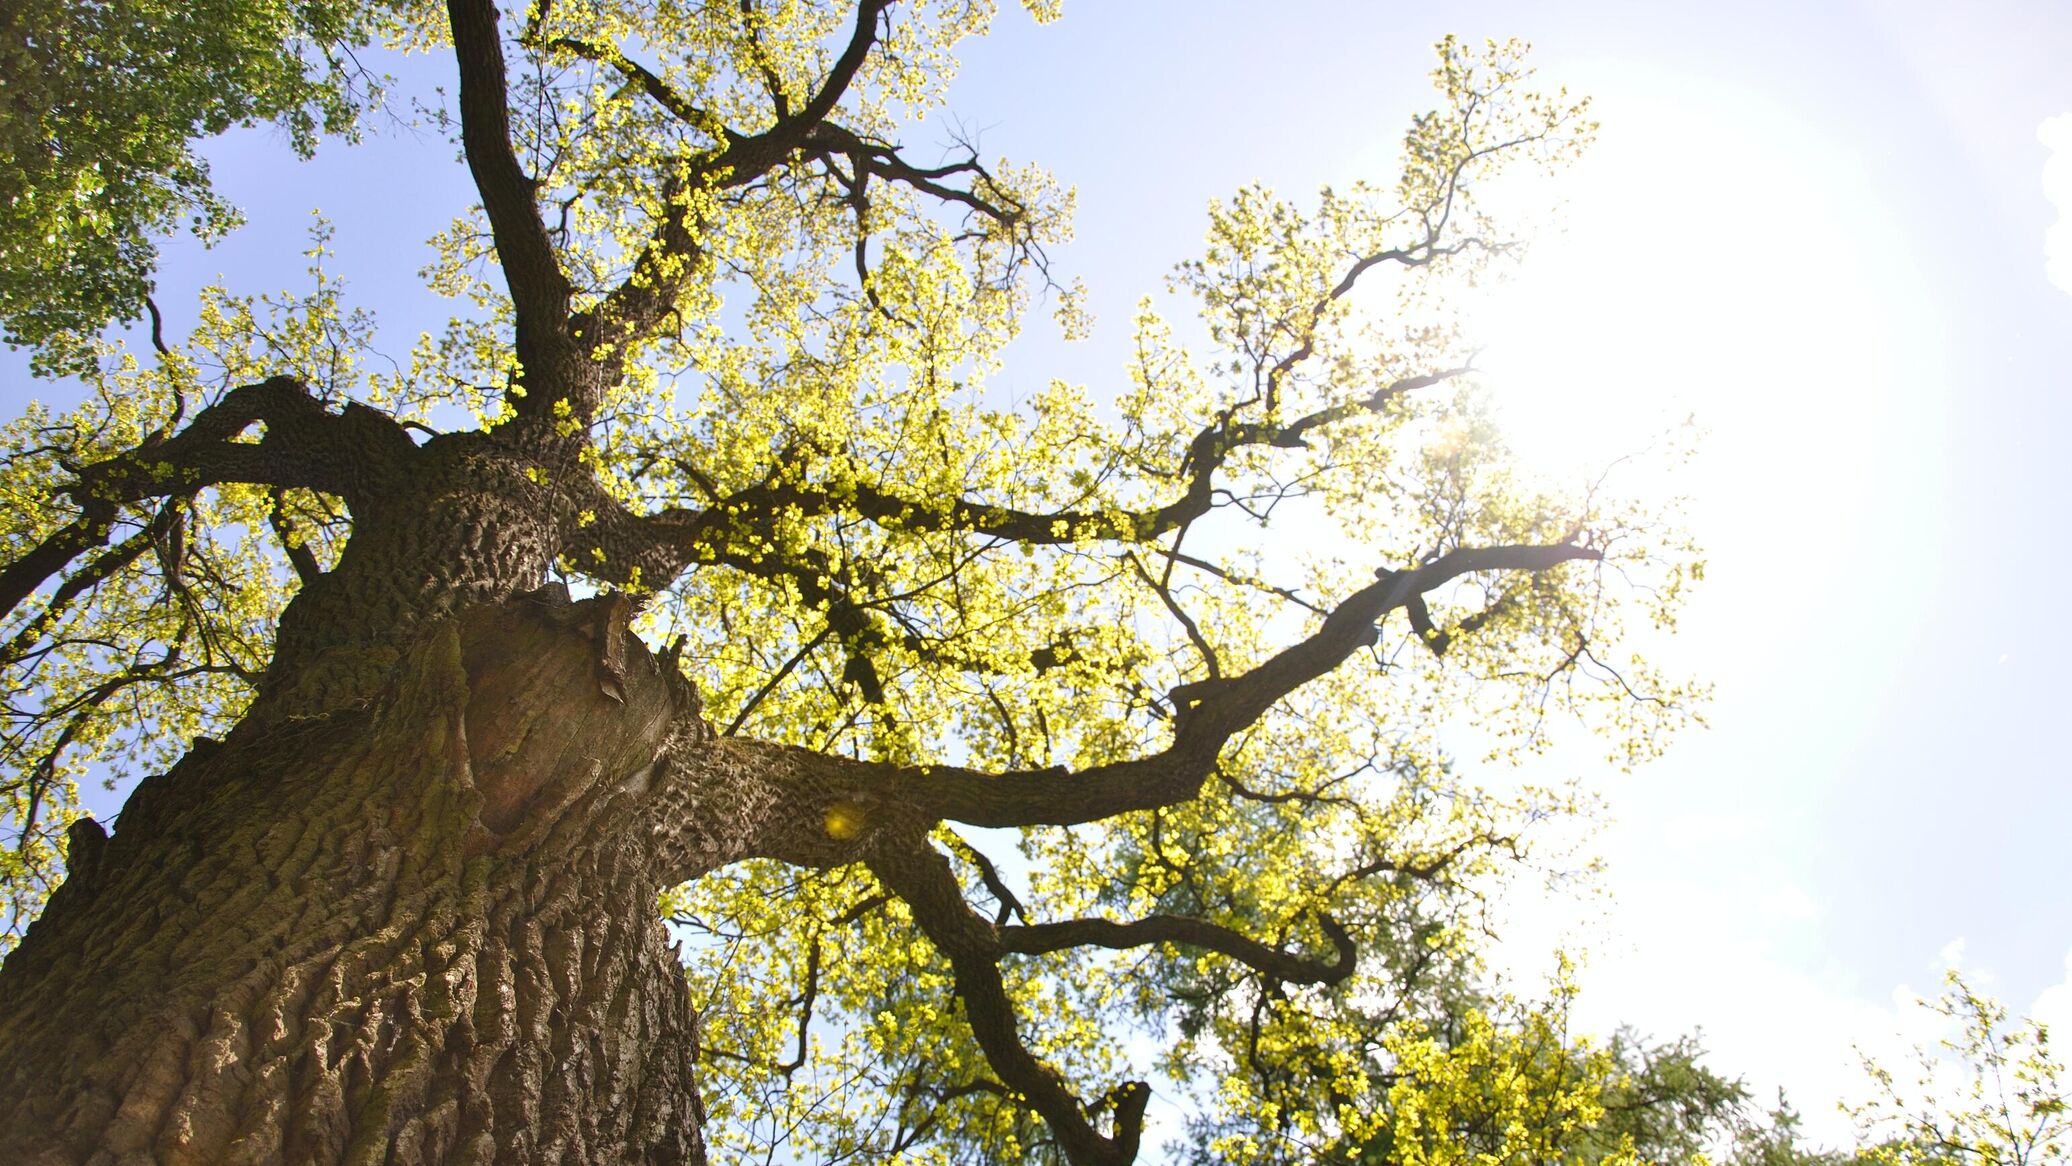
[1471,78,1900,519]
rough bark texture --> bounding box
[0,589,728,1164]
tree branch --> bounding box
[864,831,1147,1166]
[0,508,168,668]
[805,121,1025,230]
[899,541,1601,829]
[621,365,1472,565]
[0,378,409,629]
[945,829,1028,926]
[569,0,894,362]
[544,36,723,138]
[267,489,325,587]
[446,0,584,430]
[1000,912,1354,987]
[707,540,1597,866]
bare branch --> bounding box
[267,489,325,587]
[1127,551,1218,679]
[944,830,1028,926]
[805,121,1025,230]
[723,624,834,736]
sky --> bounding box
[936,0,2072,1144]
[6,0,2071,1151]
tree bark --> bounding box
[0,588,729,1165]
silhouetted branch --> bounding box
[1000,911,1355,987]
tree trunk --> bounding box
[0,589,725,1165]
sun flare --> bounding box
[1471,77,1904,510]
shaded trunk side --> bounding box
[0,592,713,1165]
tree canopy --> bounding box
[0,0,398,365]
[0,2,1713,1161]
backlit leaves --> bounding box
[0,8,1703,1162]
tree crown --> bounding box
[0,4,1703,1160]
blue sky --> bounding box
[7,0,2070,1145]
[942,1,2072,1132]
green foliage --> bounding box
[1729,1098,1870,1166]
[0,4,1712,1160]
[0,225,369,935]
[1590,1030,1753,1164]
[0,0,403,365]
[1172,947,1760,1166]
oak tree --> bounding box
[0,2,1698,1162]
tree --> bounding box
[1732,1097,1872,1166]
[0,3,1698,1162]
[1848,971,2070,1166]
[0,0,393,366]
[1178,945,1761,1166]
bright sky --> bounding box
[947,0,2072,1146]
[7,0,2071,1152]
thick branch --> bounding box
[900,541,1600,829]
[710,540,1598,844]
[864,833,1146,1166]
[571,0,893,360]
[267,489,325,587]
[446,0,581,426]
[83,380,407,508]
[766,0,890,140]
[0,509,117,641]
[0,378,408,629]
[0,506,169,668]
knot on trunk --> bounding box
[62,816,106,882]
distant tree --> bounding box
[0,3,1698,1162]
[1593,1029,1756,1162]
[1848,971,2070,1166]
[1179,946,1758,1166]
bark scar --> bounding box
[593,591,633,704]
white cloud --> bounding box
[1938,936,1969,969]
[2038,114,2072,296]
[1489,815,2072,1152]
[1484,846,1878,1145]
[2030,949,2072,1040]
